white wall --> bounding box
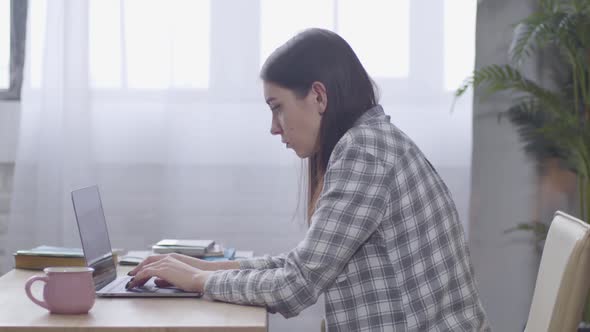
[469,0,544,331]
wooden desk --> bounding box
[0,266,268,332]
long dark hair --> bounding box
[260,28,378,223]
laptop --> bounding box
[71,185,202,298]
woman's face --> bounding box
[264,81,327,158]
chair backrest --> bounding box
[525,211,590,332]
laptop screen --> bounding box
[71,186,117,291]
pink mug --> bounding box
[25,267,96,314]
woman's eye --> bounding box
[271,105,281,113]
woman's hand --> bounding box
[129,253,241,277]
[125,255,213,292]
[129,253,214,274]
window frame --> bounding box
[0,0,27,101]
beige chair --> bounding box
[525,211,590,332]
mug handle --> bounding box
[25,275,49,310]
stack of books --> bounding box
[151,239,236,261]
[14,245,120,270]
[15,241,238,269]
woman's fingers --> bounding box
[126,258,168,288]
[126,266,163,289]
[154,278,172,288]
[127,254,166,276]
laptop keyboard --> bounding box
[100,275,198,295]
[102,275,160,293]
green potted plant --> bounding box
[455,0,590,325]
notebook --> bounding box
[71,185,202,298]
[152,239,215,256]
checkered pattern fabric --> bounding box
[204,105,490,331]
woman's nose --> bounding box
[270,120,282,135]
[270,127,282,135]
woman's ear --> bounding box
[311,81,328,114]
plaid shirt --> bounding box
[204,105,490,331]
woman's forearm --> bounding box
[172,253,242,271]
[207,260,241,271]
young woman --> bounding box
[127,28,490,331]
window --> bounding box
[0,0,9,89]
[0,0,27,100]
[23,1,476,99]
[337,0,409,78]
[259,0,334,65]
[260,0,409,79]
[28,0,210,90]
[260,0,476,94]
[28,0,44,89]
[89,0,210,90]
[444,0,477,90]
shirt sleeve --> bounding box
[204,140,391,318]
[238,253,288,269]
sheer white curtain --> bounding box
[1,0,475,330]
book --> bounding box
[155,239,215,248]
[202,248,236,262]
[14,245,119,270]
[14,254,87,270]
[152,239,215,256]
[200,244,225,257]
[151,245,207,256]
[15,246,84,257]
[118,250,151,266]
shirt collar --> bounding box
[354,104,389,126]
